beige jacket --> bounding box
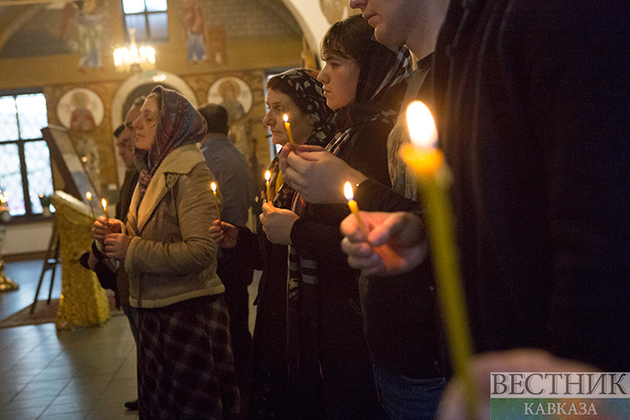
[125,144,224,308]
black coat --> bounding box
[433,0,630,370]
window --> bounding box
[121,0,169,42]
[0,92,53,219]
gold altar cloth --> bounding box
[51,191,110,330]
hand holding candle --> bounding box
[283,114,295,145]
[400,101,478,418]
[211,181,221,222]
[344,182,368,238]
[265,170,271,203]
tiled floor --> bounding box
[0,260,139,420]
[0,260,260,420]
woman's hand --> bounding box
[279,145,367,204]
[259,202,299,245]
[209,219,239,249]
[93,217,123,243]
[103,233,131,261]
[340,211,428,277]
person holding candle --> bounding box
[261,15,414,420]
[198,103,256,404]
[276,1,466,418]
[341,0,630,417]
[97,86,239,419]
[81,97,145,411]
[209,69,334,420]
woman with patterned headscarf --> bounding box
[260,15,412,420]
[209,69,335,420]
[97,86,239,419]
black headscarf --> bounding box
[266,68,335,209]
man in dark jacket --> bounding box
[341,0,630,416]
[198,103,256,397]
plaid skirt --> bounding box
[137,294,240,420]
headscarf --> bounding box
[266,68,335,209]
[327,39,413,156]
[268,68,336,148]
[286,41,412,391]
[134,86,207,200]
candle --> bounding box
[343,182,369,238]
[265,170,271,203]
[101,198,109,223]
[211,182,221,222]
[400,100,477,417]
[282,114,295,145]
[275,170,283,195]
[86,192,96,220]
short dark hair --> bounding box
[320,15,374,66]
[113,124,125,138]
[198,103,229,135]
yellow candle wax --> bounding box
[275,170,283,195]
[401,100,478,418]
[101,198,109,222]
[283,114,295,145]
[86,192,96,220]
[343,182,369,238]
[211,182,221,222]
[265,170,271,203]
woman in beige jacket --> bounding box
[96,86,239,419]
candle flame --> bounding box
[283,114,289,123]
[101,198,107,210]
[406,101,438,149]
[86,192,92,201]
[344,181,354,201]
[211,182,217,192]
[265,170,271,182]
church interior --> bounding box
[0,1,352,418]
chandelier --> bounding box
[113,28,156,72]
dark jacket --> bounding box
[433,0,630,370]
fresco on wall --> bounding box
[0,7,72,58]
[180,0,208,62]
[60,0,105,69]
[207,76,253,158]
[0,0,299,61]
[57,88,104,131]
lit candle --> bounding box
[0,190,10,222]
[343,182,368,238]
[400,100,477,417]
[211,182,221,222]
[282,114,295,145]
[101,198,109,223]
[265,170,271,203]
[86,192,96,220]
